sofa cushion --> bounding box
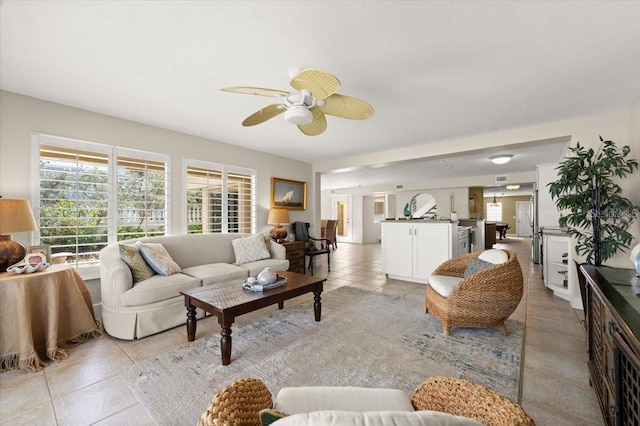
[272,410,482,425]
[119,242,155,282]
[274,387,414,414]
[139,243,181,276]
[428,275,464,297]
[232,233,271,265]
[120,273,200,306]
[463,257,494,278]
[478,249,508,265]
[181,263,249,285]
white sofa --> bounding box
[99,233,289,340]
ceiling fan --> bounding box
[221,68,374,136]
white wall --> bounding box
[536,163,561,228]
[0,90,315,304]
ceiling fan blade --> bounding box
[290,69,341,100]
[222,86,289,97]
[320,93,375,120]
[242,104,284,126]
[297,108,327,136]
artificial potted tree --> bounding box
[548,136,640,307]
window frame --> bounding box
[31,133,171,279]
[182,158,257,235]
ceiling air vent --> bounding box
[395,184,404,190]
[495,175,508,183]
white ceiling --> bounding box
[2,1,640,190]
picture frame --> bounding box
[27,244,51,264]
[271,177,306,210]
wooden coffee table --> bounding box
[180,270,325,365]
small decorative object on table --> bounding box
[6,253,50,274]
[243,268,287,291]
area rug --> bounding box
[121,286,524,425]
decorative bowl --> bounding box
[256,267,277,285]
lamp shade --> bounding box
[0,198,37,234]
[0,198,38,272]
[267,209,290,225]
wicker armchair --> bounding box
[198,377,273,426]
[411,376,535,425]
[425,249,523,337]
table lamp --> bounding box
[0,197,38,272]
[267,209,290,243]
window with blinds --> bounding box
[185,161,256,234]
[38,144,110,272]
[186,165,223,233]
[35,134,170,278]
[228,170,255,233]
[487,202,503,222]
[116,153,169,240]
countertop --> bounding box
[541,226,571,236]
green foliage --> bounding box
[548,137,640,265]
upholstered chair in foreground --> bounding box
[425,249,523,337]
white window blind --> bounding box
[487,202,502,222]
[34,134,170,278]
[227,168,255,234]
[184,160,256,234]
[116,151,169,241]
[185,165,223,233]
[38,143,110,274]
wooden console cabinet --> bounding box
[282,241,305,274]
[580,265,640,425]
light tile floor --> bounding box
[0,237,603,425]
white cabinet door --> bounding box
[413,223,452,280]
[382,222,413,278]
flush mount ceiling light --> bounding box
[506,184,520,190]
[489,154,513,165]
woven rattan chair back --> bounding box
[198,377,273,426]
[411,376,535,425]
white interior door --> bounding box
[331,195,352,243]
[516,201,532,237]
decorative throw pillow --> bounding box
[119,242,155,282]
[464,257,494,278]
[232,233,271,265]
[262,233,272,251]
[478,248,508,265]
[139,243,181,276]
[259,409,286,426]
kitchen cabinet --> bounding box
[381,221,453,283]
[580,265,639,426]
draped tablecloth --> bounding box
[0,264,102,372]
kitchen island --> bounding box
[381,219,457,283]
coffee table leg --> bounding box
[219,316,233,365]
[314,291,322,321]
[186,305,197,342]
[278,301,284,309]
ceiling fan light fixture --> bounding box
[489,154,513,165]
[284,106,313,125]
